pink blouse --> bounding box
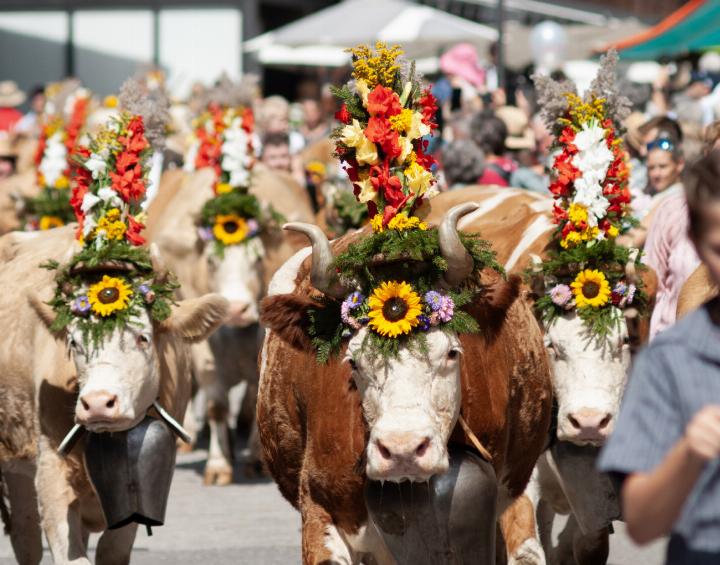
[644,191,701,340]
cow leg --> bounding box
[1,460,43,565]
[558,517,608,565]
[95,523,138,565]
[35,447,90,565]
[500,468,546,565]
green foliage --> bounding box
[329,85,367,122]
[333,190,368,232]
[25,190,75,224]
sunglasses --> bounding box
[646,138,675,152]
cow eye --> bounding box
[137,333,152,348]
[447,349,460,361]
[348,358,358,371]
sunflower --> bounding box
[213,214,249,245]
[216,182,233,194]
[571,269,611,309]
[39,216,64,230]
[367,281,422,338]
[87,275,133,317]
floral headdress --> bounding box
[26,87,91,231]
[184,80,281,256]
[304,43,501,362]
[531,51,648,338]
[42,79,176,349]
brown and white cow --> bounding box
[426,186,657,564]
[150,163,314,484]
[257,205,554,564]
[0,226,227,564]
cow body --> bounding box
[151,164,314,484]
[426,186,656,565]
[0,226,227,564]
[258,224,553,564]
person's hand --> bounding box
[685,405,720,462]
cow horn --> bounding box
[625,248,640,284]
[283,222,346,299]
[150,243,169,283]
[439,203,479,288]
[529,254,546,296]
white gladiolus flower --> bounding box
[98,187,122,207]
[81,193,101,213]
[184,141,200,172]
[85,153,107,179]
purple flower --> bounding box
[612,281,628,296]
[425,290,443,311]
[247,218,260,236]
[625,284,636,306]
[71,295,91,316]
[341,292,365,327]
[418,314,431,331]
[197,227,214,242]
[549,284,572,308]
[437,296,455,323]
[139,284,151,295]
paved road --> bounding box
[0,449,666,564]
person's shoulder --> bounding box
[648,305,708,354]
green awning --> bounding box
[608,0,720,60]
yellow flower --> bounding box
[54,176,69,190]
[105,208,121,222]
[355,79,370,104]
[404,162,434,196]
[397,136,413,164]
[387,213,427,232]
[355,136,379,166]
[104,95,119,108]
[370,214,384,232]
[87,275,133,317]
[607,225,619,238]
[340,119,365,148]
[306,161,326,176]
[571,270,611,309]
[349,42,403,88]
[389,109,413,133]
[39,216,64,230]
[213,214,249,246]
[581,226,600,241]
[568,203,588,226]
[367,281,422,338]
[95,209,127,240]
[407,111,431,141]
[560,231,582,249]
[354,178,377,203]
[216,182,233,194]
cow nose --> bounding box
[226,301,255,326]
[78,391,119,422]
[567,409,613,437]
[375,433,432,462]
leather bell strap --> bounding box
[57,400,191,457]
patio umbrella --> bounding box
[244,0,497,60]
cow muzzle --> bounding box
[367,427,448,482]
[558,408,614,446]
[75,390,140,432]
[225,300,259,328]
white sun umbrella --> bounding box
[245,0,497,61]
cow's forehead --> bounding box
[348,328,461,366]
[546,311,627,350]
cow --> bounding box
[150,163,314,484]
[0,225,228,564]
[257,204,554,564]
[0,170,38,234]
[425,186,657,565]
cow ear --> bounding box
[161,294,229,343]
[28,292,58,330]
[260,293,318,350]
[466,274,521,330]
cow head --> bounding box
[32,266,228,433]
[531,257,653,446]
[199,237,264,327]
[270,204,486,482]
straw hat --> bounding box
[0,81,26,107]
[623,111,645,154]
[495,106,535,150]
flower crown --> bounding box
[27,89,91,231]
[306,44,500,362]
[531,51,647,338]
[184,103,282,255]
[43,87,176,348]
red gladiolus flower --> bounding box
[110,164,146,202]
[552,204,568,224]
[369,160,405,208]
[367,85,403,118]
[418,88,438,129]
[115,151,139,173]
[126,215,146,246]
[415,141,437,170]
[365,117,401,159]
[241,108,254,133]
[335,104,352,124]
